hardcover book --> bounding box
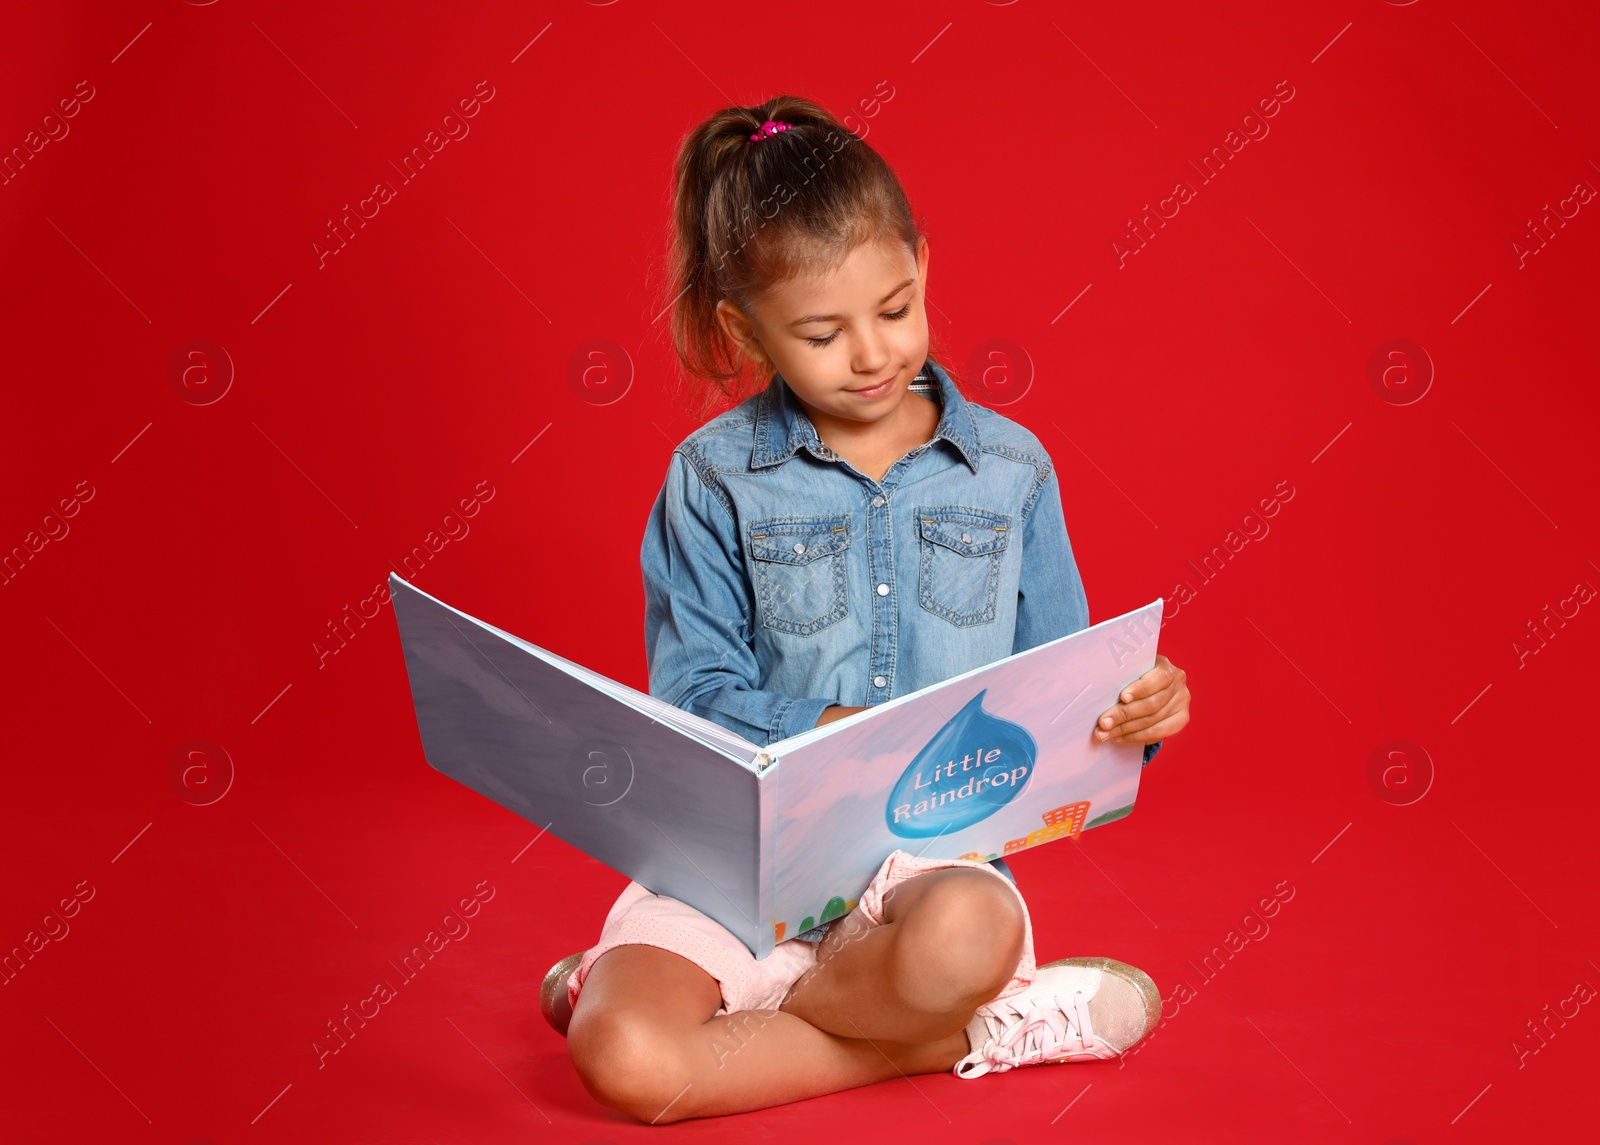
[389,572,1162,958]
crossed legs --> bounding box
[566,867,1026,1123]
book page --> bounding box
[389,575,769,951]
[491,629,764,767]
[763,600,1163,944]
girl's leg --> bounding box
[568,944,966,1123]
[566,868,1026,1124]
[780,866,1026,1044]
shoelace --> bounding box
[957,989,1111,1077]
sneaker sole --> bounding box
[539,951,583,1037]
[1040,956,1161,1045]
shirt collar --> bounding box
[750,358,982,473]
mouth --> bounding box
[846,374,898,398]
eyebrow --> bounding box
[787,277,917,327]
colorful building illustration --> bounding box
[1003,801,1092,854]
[1042,802,1090,833]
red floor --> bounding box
[4,2,1598,1142]
[6,708,1598,1142]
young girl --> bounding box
[540,96,1192,1124]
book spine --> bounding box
[755,756,780,958]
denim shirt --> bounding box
[639,357,1162,769]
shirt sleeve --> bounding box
[641,450,835,748]
[1013,460,1161,769]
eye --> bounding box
[803,301,914,348]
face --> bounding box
[717,235,931,437]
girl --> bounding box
[540,96,1192,1124]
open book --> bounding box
[389,572,1162,959]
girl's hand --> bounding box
[1094,654,1189,746]
[816,704,869,727]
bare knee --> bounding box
[567,1005,698,1124]
[889,871,1025,1013]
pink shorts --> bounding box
[567,849,1038,1015]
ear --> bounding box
[716,299,769,368]
[915,233,930,290]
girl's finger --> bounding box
[1116,663,1174,705]
[1105,706,1192,746]
[1095,687,1172,732]
[1098,694,1181,741]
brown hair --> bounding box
[659,94,954,420]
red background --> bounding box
[3,2,1597,1142]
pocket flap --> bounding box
[917,508,1010,556]
[748,515,851,564]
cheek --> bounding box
[894,316,930,359]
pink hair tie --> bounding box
[749,119,792,141]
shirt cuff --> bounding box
[770,696,837,744]
[1142,740,1163,767]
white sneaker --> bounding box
[953,957,1160,1078]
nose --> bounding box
[850,324,892,377]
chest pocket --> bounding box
[747,514,851,636]
[916,506,1011,627]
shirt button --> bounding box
[876,583,890,596]
[872,495,885,507]
[960,531,971,543]
[873,675,887,688]
[792,542,806,554]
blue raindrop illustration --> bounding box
[885,689,1038,838]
